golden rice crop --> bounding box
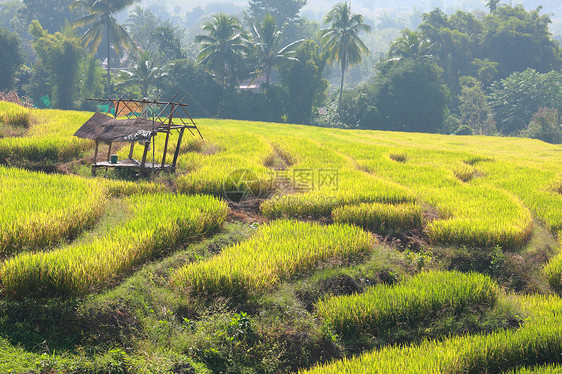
[0,105,92,164]
[332,202,422,234]
[168,119,558,250]
[121,123,274,196]
[172,220,375,295]
[0,101,30,128]
[302,295,562,373]
[101,178,167,197]
[2,106,559,251]
[543,239,562,293]
[261,171,414,218]
[354,145,536,248]
[316,271,498,337]
[0,167,106,257]
[424,186,534,249]
[0,193,228,297]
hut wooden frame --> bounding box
[75,96,202,175]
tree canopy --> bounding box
[71,0,137,96]
[29,20,82,109]
[0,26,24,91]
[279,40,327,124]
[489,68,562,135]
[320,2,370,110]
[248,0,306,25]
[196,13,251,88]
[415,5,561,98]
[251,14,302,86]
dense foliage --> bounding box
[489,69,562,135]
[341,58,449,132]
[0,0,560,138]
[0,27,23,91]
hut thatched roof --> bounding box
[74,112,157,143]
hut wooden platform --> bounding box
[74,97,201,176]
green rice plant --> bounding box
[453,164,479,182]
[544,256,562,293]
[332,202,422,234]
[0,101,31,128]
[389,152,408,163]
[0,105,92,164]
[302,295,562,373]
[316,271,499,337]
[0,193,228,297]
[424,186,534,249]
[543,237,562,293]
[516,364,562,373]
[0,167,106,257]
[464,155,494,165]
[261,171,414,218]
[172,220,375,296]
[102,178,166,197]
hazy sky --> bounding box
[142,0,560,21]
[137,0,561,34]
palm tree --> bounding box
[252,14,303,86]
[320,2,370,110]
[195,13,251,88]
[125,5,160,50]
[388,29,437,62]
[486,0,500,13]
[71,0,137,96]
[114,50,167,97]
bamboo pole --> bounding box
[161,104,174,168]
[172,128,185,168]
[128,142,135,159]
[141,141,150,168]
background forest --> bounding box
[0,0,561,142]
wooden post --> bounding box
[140,141,150,168]
[172,127,185,168]
[93,141,99,164]
[128,142,135,159]
[161,104,174,168]
[107,142,112,162]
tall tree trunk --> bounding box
[338,59,346,113]
[266,64,271,86]
[106,19,111,97]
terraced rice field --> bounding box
[0,102,92,164]
[0,167,106,256]
[1,193,228,297]
[173,220,374,295]
[316,271,499,337]
[0,102,561,373]
[302,295,562,373]
[116,117,561,250]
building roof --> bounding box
[74,112,157,143]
